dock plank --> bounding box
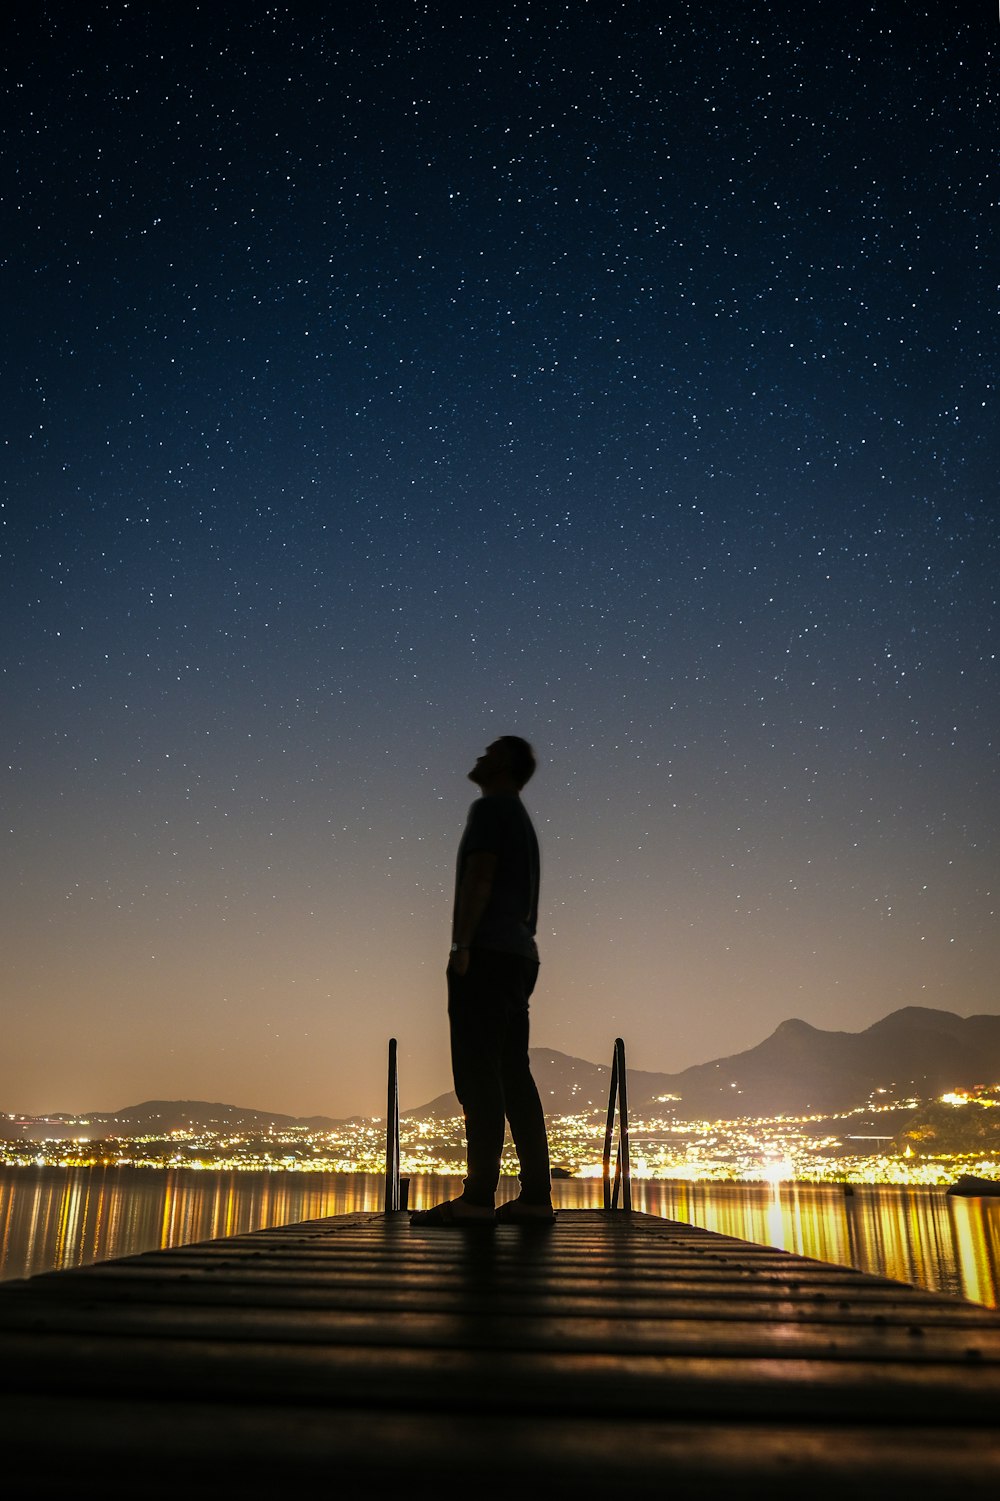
[1,1208,998,1496]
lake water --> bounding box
[2,1166,999,1306]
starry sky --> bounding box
[3,1,997,1119]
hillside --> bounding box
[406,1008,1000,1121]
[638,1007,1000,1118]
[6,1008,1000,1136]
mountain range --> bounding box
[5,1008,999,1139]
[411,1007,1000,1122]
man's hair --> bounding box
[497,735,537,789]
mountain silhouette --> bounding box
[406,1008,1000,1120]
[640,1007,1000,1117]
[7,1008,999,1134]
[6,1099,346,1138]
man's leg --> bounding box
[500,958,552,1205]
[447,950,507,1206]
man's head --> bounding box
[468,735,537,793]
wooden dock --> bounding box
[1,1208,999,1495]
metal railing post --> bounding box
[602,1036,632,1211]
[384,1037,400,1213]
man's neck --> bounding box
[476,777,519,797]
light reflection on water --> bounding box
[0,1166,389,1283]
[2,1167,999,1307]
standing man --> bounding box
[411,736,553,1225]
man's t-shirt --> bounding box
[453,793,540,960]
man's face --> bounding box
[468,740,510,786]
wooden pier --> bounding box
[1,1208,999,1495]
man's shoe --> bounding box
[496,1197,555,1224]
[409,1197,496,1226]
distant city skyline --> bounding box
[3,3,997,1118]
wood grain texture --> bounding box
[1,1209,998,1496]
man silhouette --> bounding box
[411,736,553,1224]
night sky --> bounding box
[3,2,997,1119]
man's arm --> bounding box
[449,849,498,974]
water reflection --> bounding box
[0,1166,390,1282]
[618,1179,1000,1306]
[949,1194,1000,1308]
[2,1167,999,1307]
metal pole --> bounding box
[615,1036,632,1211]
[384,1037,399,1213]
[603,1037,631,1211]
[602,1044,619,1210]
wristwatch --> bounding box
[450,943,469,954]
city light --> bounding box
[3,1082,999,1185]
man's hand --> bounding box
[450,850,497,977]
[448,946,471,977]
